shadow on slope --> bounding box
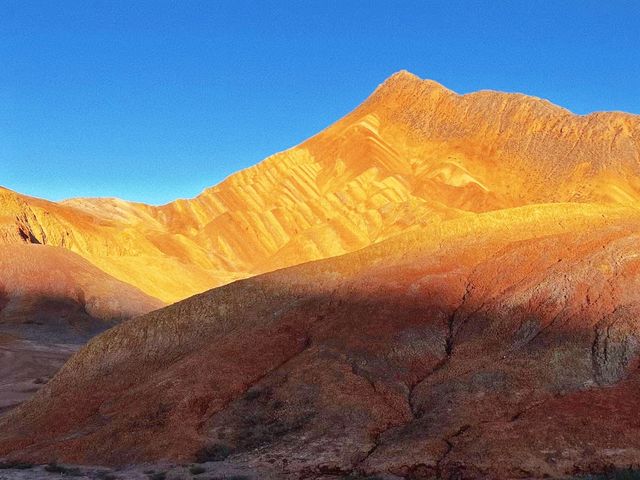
[2,205,640,479]
[0,244,164,416]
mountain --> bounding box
[1,203,639,478]
[2,71,640,478]
[0,243,162,413]
[0,244,163,338]
[3,71,639,304]
[0,187,238,304]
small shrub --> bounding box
[194,443,232,463]
[98,472,120,480]
[148,472,166,480]
[243,389,262,401]
[189,464,207,475]
[44,462,82,476]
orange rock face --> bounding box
[0,244,162,334]
[2,204,640,478]
[2,72,640,478]
[3,71,639,303]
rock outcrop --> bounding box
[2,71,640,478]
[2,204,640,478]
[3,71,639,303]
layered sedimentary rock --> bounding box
[0,244,163,338]
[2,204,640,478]
[0,244,163,411]
[3,71,639,303]
[2,71,640,478]
[0,188,238,304]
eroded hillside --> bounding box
[0,244,162,413]
[3,71,639,303]
[3,204,640,478]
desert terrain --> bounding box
[1,72,640,479]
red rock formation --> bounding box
[0,244,163,337]
[2,204,640,478]
[2,71,639,303]
[2,72,640,478]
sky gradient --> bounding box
[1,0,639,204]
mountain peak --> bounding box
[1,71,639,306]
[376,70,451,94]
[386,69,421,82]
[361,70,453,113]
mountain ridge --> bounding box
[2,71,639,304]
[2,201,640,478]
[3,71,640,477]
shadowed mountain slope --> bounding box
[3,203,640,478]
[0,244,163,340]
[2,71,639,303]
[0,244,163,413]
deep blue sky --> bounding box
[1,1,638,204]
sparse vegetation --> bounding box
[189,464,207,475]
[0,460,34,469]
[98,473,120,480]
[44,461,82,476]
[195,443,232,462]
[243,388,262,401]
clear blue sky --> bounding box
[1,1,638,204]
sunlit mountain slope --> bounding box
[3,203,640,479]
[3,71,639,303]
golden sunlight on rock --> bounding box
[2,71,640,479]
[2,72,638,305]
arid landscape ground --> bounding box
[2,72,640,479]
